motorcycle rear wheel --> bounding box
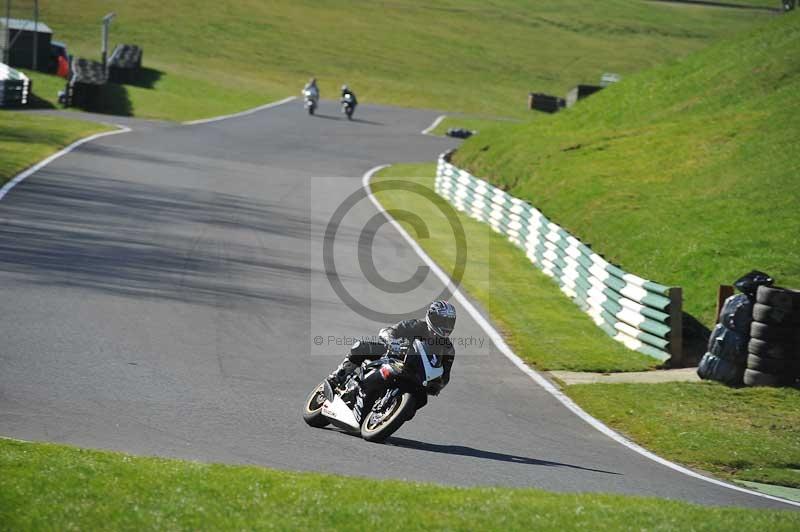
[302,382,330,428]
[360,391,415,443]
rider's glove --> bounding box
[388,338,408,356]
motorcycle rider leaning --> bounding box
[340,84,358,108]
[327,300,456,397]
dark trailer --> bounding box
[0,17,52,70]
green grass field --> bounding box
[568,382,800,488]
[2,438,799,530]
[452,13,800,326]
[720,0,786,7]
[18,0,772,121]
[0,112,112,185]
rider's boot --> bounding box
[326,359,357,389]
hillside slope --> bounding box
[452,13,800,325]
[19,0,773,120]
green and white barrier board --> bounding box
[436,152,683,363]
[0,62,30,106]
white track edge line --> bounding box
[0,126,131,202]
[182,96,297,126]
[362,164,799,509]
[421,114,446,135]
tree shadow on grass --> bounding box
[119,67,163,89]
[677,312,712,367]
[25,91,57,109]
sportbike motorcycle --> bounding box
[302,339,444,442]
[303,89,318,115]
[341,93,355,120]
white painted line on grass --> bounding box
[182,96,297,126]
[362,164,800,509]
[0,126,131,202]
[421,114,446,135]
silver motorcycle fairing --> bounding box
[320,394,360,429]
[320,380,360,429]
[414,338,443,386]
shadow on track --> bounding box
[308,114,384,126]
[351,118,384,126]
[386,436,621,475]
[0,171,338,310]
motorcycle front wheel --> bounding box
[302,382,330,428]
[360,391,415,443]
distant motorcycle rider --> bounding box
[340,84,358,108]
[303,77,320,100]
[327,300,456,396]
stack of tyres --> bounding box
[744,286,800,386]
[63,57,108,108]
[108,44,143,84]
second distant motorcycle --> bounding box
[340,84,357,120]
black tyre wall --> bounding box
[750,321,800,344]
[752,303,800,326]
[756,285,800,312]
[748,338,796,360]
[743,368,789,387]
[746,354,796,375]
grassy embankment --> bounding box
[8,0,769,191]
[570,382,800,488]
[2,438,799,530]
[373,166,800,488]
[371,15,800,487]
[375,164,655,372]
[451,13,800,326]
[0,112,112,185]
[7,0,773,191]
[22,0,771,121]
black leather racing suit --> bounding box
[341,89,358,107]
[340,319,455,394]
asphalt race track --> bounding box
[0,100,794,509]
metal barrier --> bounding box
[436,151,684,364]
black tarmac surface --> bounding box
[0,100,794,509]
